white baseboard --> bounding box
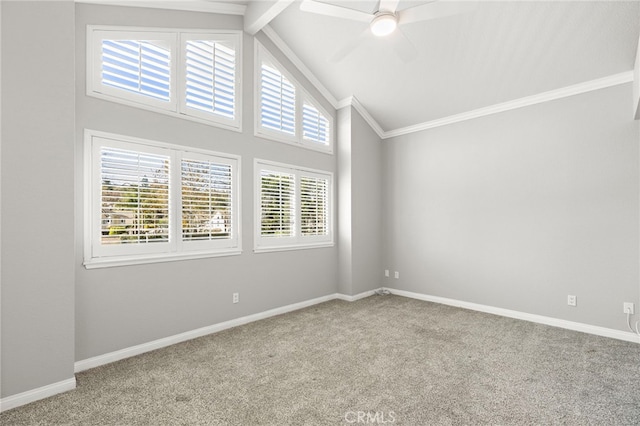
[0,377,76,413]
[385,287,640,344]
[335,289,380,302]
[76,291,378,373]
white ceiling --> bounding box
[267,0,640,132]
[85,0,640,133]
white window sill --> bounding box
[84,249,242,269]
[255,128,333,155]
[253,241,334,254]
[88,91,242,133]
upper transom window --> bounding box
[88,26,242,132]
[255,41,333,153]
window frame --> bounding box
[254,40,334,154]
[254,159,334,253]
[87,25,243,132]
[84,129,242,269]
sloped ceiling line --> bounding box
[75,1,638,140]
[261,25,339,108]
[384,71,635,139]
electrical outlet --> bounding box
[233,292,239,304]
[384,269,389,277]
[623,302,635,314]
[567,295,577,307]
[394,271,400,279]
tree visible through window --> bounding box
[100,147,170,244]
[255,160,332,251]
[86,131,240,268]
[260,170,294,237]
[182,159,233,241]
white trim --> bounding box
[87,25,243,132]
[254,158,334,251]
[84,250,242,269]
[254,40,334,154]
[75,0,246,15]
[336,71,634,140]
[84,129,242,268]
[75,292,373,373]
[244,1,295,36]
[338,95,385,139]
[384,71,634,138]
[335,289,379,302]
[385,288,640,344]
[261,25,338,109]
[0,378,76,413]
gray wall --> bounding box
[1,1,76,397]
[337,106,383,296]
[351,108,383,295]
[383,83,640,331]
[74,4,337,361]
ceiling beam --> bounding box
[244,0,295,35]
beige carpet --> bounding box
[2,294,640,425]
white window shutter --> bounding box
[302,102,330,145]
[300,175,329,236]
[260,63,296,135]
[100,146,170,245]
[101,39,171,102]
[185,40,236,119]
[260,170,295,237]
[181,159,233,241]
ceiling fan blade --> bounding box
[398,1,476,25]
[330,28,371,63]
[300,0,373,23]
[378,0,400,13]
[389,28,418,63]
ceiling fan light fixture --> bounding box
[370,13,397,37]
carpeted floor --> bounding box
[2,295,640,425]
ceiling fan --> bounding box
[299,0,475,62]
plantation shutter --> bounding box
[101,39,171,101]
[100,147,170,245]
[260,170,295,237]
[300,175,329,236]
[260,63,296,135]
[181,159,233,241]
[302,102,330,145]
[185,40,236,119]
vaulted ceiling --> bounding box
[269,1,639,133]
[83,0,640,135]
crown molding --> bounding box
[338,95,385,139]
[75,0,246,15]
[384,71,634,139]
[261,25,339,109]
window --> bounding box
[85,130,240,268]
[260,63,296,136]
[255,41,333,153]
[302,101,331,146]
[88,26,242,131]
[255,159,333,252]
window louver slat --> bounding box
[181,159,233,241]
[102,40,171,101]
[185,40,236,119]
[300,176,329,236]
[260,171,295,237]
[260,64,296,135]
[100,147,170,245]
[302,103,330,145]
